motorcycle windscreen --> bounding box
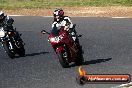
[50,27,59,37]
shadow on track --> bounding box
[82,58,112,65]
[69,58,112,68]
[9,51,50,59]
[25,51,49,57]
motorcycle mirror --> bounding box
[41,30,47,34]
[78,35,82,37]
[73,24,76,27]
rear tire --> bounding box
[8,52,15,59]
[57,51,69,68]
[75,54,84,66]
[75,45,84,65]
[15,36,25,57]
[18,46,25,57]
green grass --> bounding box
[0,0,132,9]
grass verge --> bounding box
[0,0,132,9]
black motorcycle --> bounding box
[0,27,25,59]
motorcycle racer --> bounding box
[0,11,22,43]
[0,11,14,30]
[51,9,77,41]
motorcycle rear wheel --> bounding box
[18,45,25,57]
[75,45,84,65]
[14,36,25,57]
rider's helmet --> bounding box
[53,9,64,22]
[0,11,4,22]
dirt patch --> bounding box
[3,6,132,17]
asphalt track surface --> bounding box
[0,16,132,88]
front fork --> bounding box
[55,45,65,53]
[55,44,69,63]
[2,37,14,51]
[7,41,13,50]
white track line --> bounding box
[9,15,25,16]
[9,15,131,18]
[111,17,130,18]
[41,16,52,17]
[42,16,131,18]
[111,82,132,88]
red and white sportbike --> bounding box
[41,25,84,68]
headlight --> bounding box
[49,37,56,42]
[0,27,5,38]
[49,37,59,43]
[8,31,12,35]
[49,33,65,43]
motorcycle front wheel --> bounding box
[57,50,69,68]
[2,42,15,59]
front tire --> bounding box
[2,42,15,59]
[57,50,69,68]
